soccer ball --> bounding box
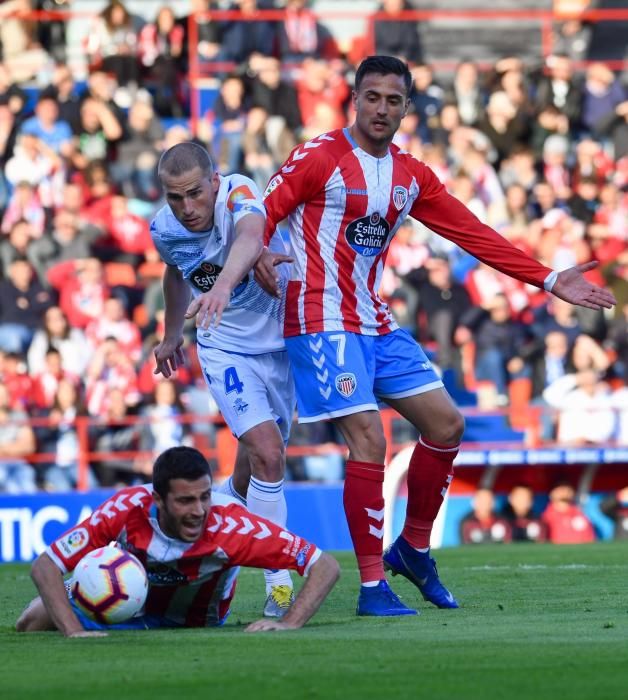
[71,546,148,625]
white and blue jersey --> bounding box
[150,173,289,355]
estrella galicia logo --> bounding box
[344,212,390,256]
[335,372,357,398]
[190,261,221,293]
[146,563,188,586]
[190,261,248,296]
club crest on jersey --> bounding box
[335,372,357,398]
[393,186,408,210]
[234,398,249,415]
[344,212,390,256]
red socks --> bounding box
[401,436,459,549]
[343,460,386,584]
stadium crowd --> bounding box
[0,0,626,497]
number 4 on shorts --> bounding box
[224,366,244,394]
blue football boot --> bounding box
[356,579,418,616]
[383,536,459,609]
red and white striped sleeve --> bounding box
[408,158,555,290]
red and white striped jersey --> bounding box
[47,485,321,628]
[263,128,553,337]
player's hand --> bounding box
[153,336,185,378]
[67,630,109,638]
[185,284,231,329]
[254,246,293,298]
[244,618,300,632]
[551,261,617,310]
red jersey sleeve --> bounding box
[46,486,153,574]
[262,135,338,245]
[210,503,322,576]
[408,159,553,289]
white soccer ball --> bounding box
[71,546,148,625]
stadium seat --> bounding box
[104,262,137,288]
[137,261,165,281]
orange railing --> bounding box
[9,405,628,492]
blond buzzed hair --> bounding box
[157,142,214,180]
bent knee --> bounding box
[424,410,465,446]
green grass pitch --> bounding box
[2,543,628,700]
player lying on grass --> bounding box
[16,446,340,637]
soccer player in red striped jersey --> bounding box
[16,446,340,636]
[258,55,616,616]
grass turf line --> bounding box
[1,542,627,700]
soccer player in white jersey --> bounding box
[16,446,340,635]
[258,56,616,616]
[149,142,296,618]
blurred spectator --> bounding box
[47,257,109,329]
[0,382,36,493]
[405,253,472,373]
[410,62,443,144]
[0,0,50,83]
[295,58,348,141]
[1,181,46,237]
[277,0,338,63]
[85,337,140,416]
[541,481,596,543]
[0,257,54,353]
[607,303,628,384]
[50,64,81,135]
[373,0,422,64]
[112,94,164,201]
[523,329,572,401]
[245,56,302,166]
[18,90,72,156]
[552,16,592,63]
[580,62,626,138]
[93,194,155,265]
[478,90,530,168]
[0,350,33,410]
[85,0,142,104]
[530,104,570,160]
[35,378,98,491]
[596,99,628,160]
[31,346,79,409]
[221,0,277,66]
[71,96,124,169]
[535,54,582,131]
[27,305,90,376]
[29,208,102,274]
[138,6,185,117]
[202,74,248,174]
[444,60,485,128]
[543,368,615,445]
[89,386,141,487]
[138,380,189,466]
[501,484,548,542]
[498,145,539,194]
[600,486,628,539]
[0,61,27,117]
[0,96,18,210]
[0,219,45,279]
[179,0,225,69]
[456,292,529,404]
[35,0,72,64]
[460,488,513,544]
[5,133,65,210]
[85,296,142,364]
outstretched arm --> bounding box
[17,553,107,638]
[185,212,265,329]
[245,552,340,632]
[549,261,616,310]
[154,264,189,378]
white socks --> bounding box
[247,476,292,593]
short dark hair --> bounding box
[152,446,211,498]
[158,142,214,180]
[354,55,412,96]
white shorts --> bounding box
[197,345,295,443]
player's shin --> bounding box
[402,437,459,549]
[343,460,386,584]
